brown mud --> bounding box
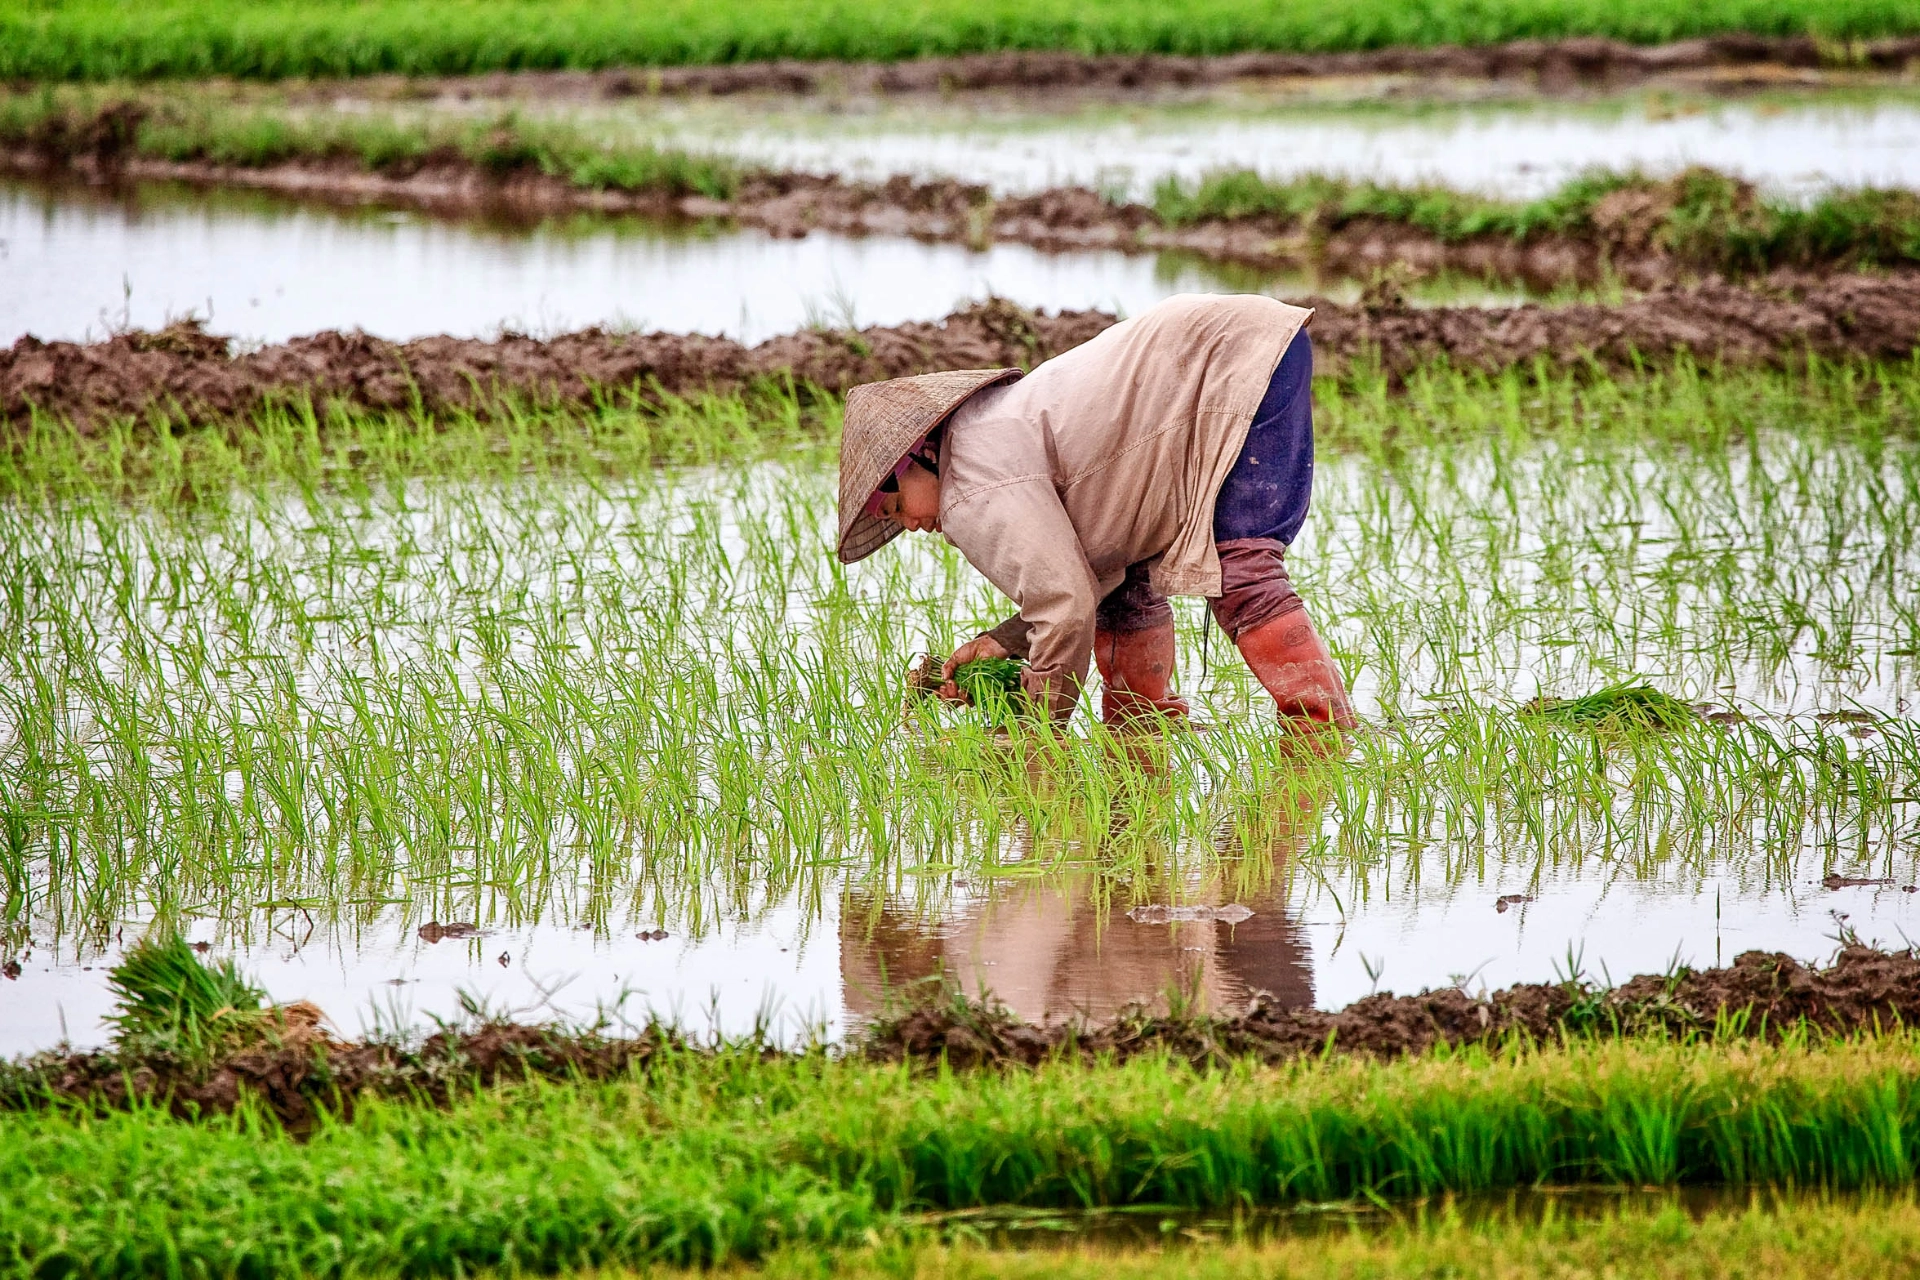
[315,35,1920,101]
[867,946,1920,1068]
[7,1008,671,1130]
[7,275,1917,431]
[7,946,1920,1126]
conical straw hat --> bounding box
[836,367,1022,563]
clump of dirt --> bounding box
[862,945,1920,1068]
[7,1016,674,1129]
[7,277,1916,432]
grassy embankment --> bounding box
[2,0,1916,81]
[10,1036,1920,1273]
[7,88,1920,275]
[2,357,1914,949]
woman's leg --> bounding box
[1094,562,1189,725]
[1209,541,1355,729]
[1211,332,1356,730]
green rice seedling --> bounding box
[952,656,1027,727]
[1521,682,1702,732]
[104,934,269,1064]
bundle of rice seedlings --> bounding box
[951,656,1026,727]
[105,935,271,1065]
[904,653,1028,726]
[1521,682,1701,732]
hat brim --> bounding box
[835,367,1021,564]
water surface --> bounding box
[500,85,1920,200]
[0,180,1529,348]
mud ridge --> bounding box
[326,35,1920,101]
[7,946,1920,1125]
[868,946,1920,1069]
[7,276,1918,432]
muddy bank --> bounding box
[4,1011,673,1130]
[868,946,1920,1069]
[334,35,1920,101]
[6,276,1917,431]
[7,946,1919,1125]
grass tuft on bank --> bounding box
[1,0,1918,81]
[1150,166,1920,274]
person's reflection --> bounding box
[841,767,1321,1026]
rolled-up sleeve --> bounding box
[943,478,1098,720]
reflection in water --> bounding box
[841,766,1321,1025]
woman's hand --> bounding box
[938,633,1011,702]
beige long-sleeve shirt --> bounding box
[938,292,1312,715]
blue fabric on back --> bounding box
[1212,330,1314,546]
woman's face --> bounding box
[879,461,942,533]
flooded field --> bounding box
[6,379,1914,1054]
[0,179,1535,347]
[403,83,1920,200]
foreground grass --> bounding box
[2,0,1915,82]
[8,1037,1920,1274]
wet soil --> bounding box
[319,35,1920,101]
[5,1008,672,1130]
[8,945,1919,1125]
[7,275,1916,431]
[863,945,1920,1068]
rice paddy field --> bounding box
[1,356,1916,1056]
[5,7,1920,1275]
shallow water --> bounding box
[0,180,1531,348]
[4,429,1915,1056]
[940,1184,1898,1246]
[499,84,1920,201]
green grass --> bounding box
[1151,166,1920,272]
[0,357,1914,966]
[1,0,1916,82]
[8,1037,1920,1274]
[0,86,746,199]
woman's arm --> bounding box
[942,477,1100,722]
